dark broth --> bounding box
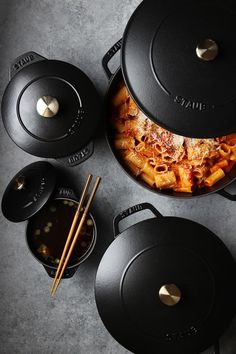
[28,199,94,267]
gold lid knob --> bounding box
[14,176,26,191]
[36,96,59,118]
[196,39,218,62]
[159,284,181,306]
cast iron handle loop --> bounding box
[56,140,94,167]
[54,187,78,201]
[10,51,46,79]
[102,38,122,79]
[113,202,162,238]
[217,188,236,201]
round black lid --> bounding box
[95,211,236,353]
[1,162,56,222]
[1,52,101,158]
[121,0,236,138]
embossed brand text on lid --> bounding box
[14,54,35,71]
[174,96,211,111]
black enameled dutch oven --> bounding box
[103,40,236,200]
[95,203,236,354]
[121,0,236,138]
[1,162,97,278]
[1,52,101,167]
[103,0,236,200]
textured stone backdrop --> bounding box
[0,1,235,353]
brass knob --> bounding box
[14,176,26,191]
[159,284,181,306]
[196,39,218,62]
[36,96,59,118]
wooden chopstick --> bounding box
[50,174,93,295]
[51,176,101,296]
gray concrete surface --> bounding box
[0,1,235,353]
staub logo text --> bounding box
[165,325,198,342]
[174,96,209,111]
[120,204,143,219]
[14,54,35,71]
[68,146,90,164]
[67,109,85,136]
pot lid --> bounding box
[1,52,101,158]
[121,0,236,138]
[95,204,236,354]
[1,162,56,222]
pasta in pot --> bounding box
[110,81,236,193]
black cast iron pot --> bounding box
[1,162,97,278]
[1,52,101,167]
[26,187,97,278]
[120,0,236,138]
[103,39,236,200]
[95,203,236,354]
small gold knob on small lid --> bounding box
[196,39,219,62]
[14,175,26,191]
[159,284,181,306]
[36,96,59,118]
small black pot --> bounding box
[103,40,236,200]
[95,203,236,354]
[1,162,97,278]
[26,187,97,278]
[1,52,101,167]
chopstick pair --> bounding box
[50,174,101,296]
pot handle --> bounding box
[54,187,78,201]
[56,140,94,167]
[217,188,236,201]
[102,38,122,79]
[43,265,78,279]
[10,51,46,79]
[113,202,162,238]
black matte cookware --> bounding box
[121,0,236,138]
[1,52,101,167]
[1,162,97,278]
[103,40,236,200]
[95,203,236,354]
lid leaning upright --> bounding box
[121,0,236,138]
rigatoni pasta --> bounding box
[111,81,236,193]
[205,169,225,187]
[114,135,135,150]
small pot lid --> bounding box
[121,0,236,138]
[95,212,236,353]
[1,52,101,158]
[1,162,56,222]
